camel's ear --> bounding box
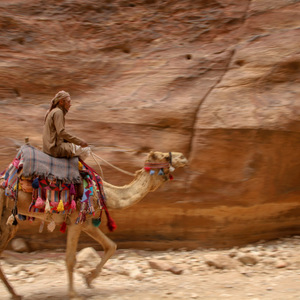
[148,151,157,160]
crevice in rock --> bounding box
[187,0,252,160]
[186,47,236,159]
[243,0,252,21]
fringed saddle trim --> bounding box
[1,153,116,233]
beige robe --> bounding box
[43,106,84,158]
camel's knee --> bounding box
[102,242,117,263]
[105,241,117,256]
[100,242,117,271]
[102,239,117,253]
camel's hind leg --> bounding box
[0,190,21,299]
[65,223,83,299]
[82,222,117,287]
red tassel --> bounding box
[60,221,67,233]
[144,167,151,172]
[103,205,117,232]
[107,216,117,232]
[169,174,174,180]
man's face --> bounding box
[63,97,72,111]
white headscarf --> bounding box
[44,91,70,122]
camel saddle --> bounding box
[18,144,81,184]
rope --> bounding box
[91,152,105,179]
[91,152,135,177]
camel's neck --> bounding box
[103,169,164,209]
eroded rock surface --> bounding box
[0,0,300,249]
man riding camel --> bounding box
[43,91,91,160]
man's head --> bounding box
[44,91,71,122]
[53,91,71,112]
[58,95,71,112]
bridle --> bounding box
[144,152,175,181]
[168,152,175,172]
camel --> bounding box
[0,150,188,299]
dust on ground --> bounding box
[1,236,300,300]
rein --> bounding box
[91,152,135,177]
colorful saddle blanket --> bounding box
[19,145,81,184]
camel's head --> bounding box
[145,151,188,170]
[143,151,188,189]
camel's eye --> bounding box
[150,152,157,160]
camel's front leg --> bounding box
[0,190,21,299]
[66,223,82,299]
[82,222,116,287]
[0,224,21,299]
[0,267,22,300]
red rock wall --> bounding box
[1,0,300,250]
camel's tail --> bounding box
[0,188,5,223]
[0,187,6,224]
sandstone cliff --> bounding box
[0,0,300,250]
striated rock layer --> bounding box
[0,0,300,250]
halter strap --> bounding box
[144,162,170,169]
[169,152,173,166]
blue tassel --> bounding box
[92,218,101,227]
[150,170,155,175]
[32,177,39,189]
[4,172,9,180]
[158,169,164,176]
[17,214,26,221]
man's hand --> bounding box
[80,140,88,148]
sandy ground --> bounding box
[1,236,300,300]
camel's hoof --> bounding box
[11,295,22,300]
[84,272,95,289]
[68,291,85,300]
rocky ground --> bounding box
[1,236,300,300]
